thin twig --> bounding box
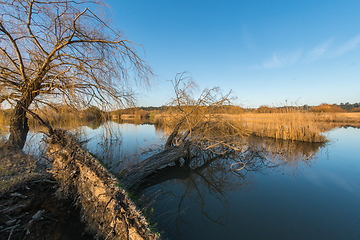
[7,224,19,240]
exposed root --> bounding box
[46,129,159,240]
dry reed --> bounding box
[154,111,360,143]
[232,112,326,142]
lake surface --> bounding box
[7,122,360,240]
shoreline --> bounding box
[0,146,94,239]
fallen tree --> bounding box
[47,129,159,240]
[120,73,250,190]
[10,73,326,238]
[15,104,159,239]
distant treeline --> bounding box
[252,103,360,113]
[1,102,360,125]
[138,103,360,113]
[338,102,360,110]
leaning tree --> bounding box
[0,0,151,149]
[120,73,252,189]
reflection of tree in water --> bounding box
[111,118,151,126]
[248,136,326,175]
[137,137,325,238]
[81,123,136,173]
[84,121,103,130]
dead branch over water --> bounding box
[119,74,343,191]
[120,73,250,190]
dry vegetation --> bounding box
[235,113,326,142]
[0,145,96,239]
[0,145,48,195]
[0,105,106,133]
[155,109,360,143]
[154,111,324,143]
[235,111,360,141]
[2,102,360,145]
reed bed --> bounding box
[222,112,360,142]
[227,112,326,142]
[154,111,360,143]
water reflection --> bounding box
[137,150,265,232]
[246,137,326,176]
[135,135,325,238]
[138,136,325,192]
[2,120,358,239]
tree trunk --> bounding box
[6,103,29,150]
[120,142,190,190]
[6,80,40,149]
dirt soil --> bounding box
[0,145,96,240]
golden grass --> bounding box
[0,106,106,130]
[155,111,360,143]
[2,107,359,144]
[0,145,49,195]
[223,112,360,142]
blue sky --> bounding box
[105,0,360,108]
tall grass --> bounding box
[226,112,360,142]
[154,110,360,143]
[231,112,326,142]
[0,110,11,142]
[0,106,107,139]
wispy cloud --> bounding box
[254,34,360,70]
[254,50,302,69]
[305,39,333,62]
[332,34,360,57]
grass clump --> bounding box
[0,145,49,195]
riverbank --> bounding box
[1,129,160,240]
[47,129,159,240]
[0,145,94,239]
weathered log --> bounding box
[135,153,223,192]
[120,141,190,190]
[121,119,208,190]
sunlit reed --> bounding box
[154,110,360,143]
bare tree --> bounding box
[120,73,250,189]
[0,0,151,149]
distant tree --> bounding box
[255,105,273,113]
[309,104,346,113]
[338,102,360,110]
[83,106,103,120]
[345,102,350,110]
[0,0,151,149]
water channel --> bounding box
[4,122,360,240]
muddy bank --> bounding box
[1,128,159,240]
[0,146,93,240]
[0,179,94,240]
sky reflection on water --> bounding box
[136,127,360,240]
[8,122,360,240]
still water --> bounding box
[16,122,360,239]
